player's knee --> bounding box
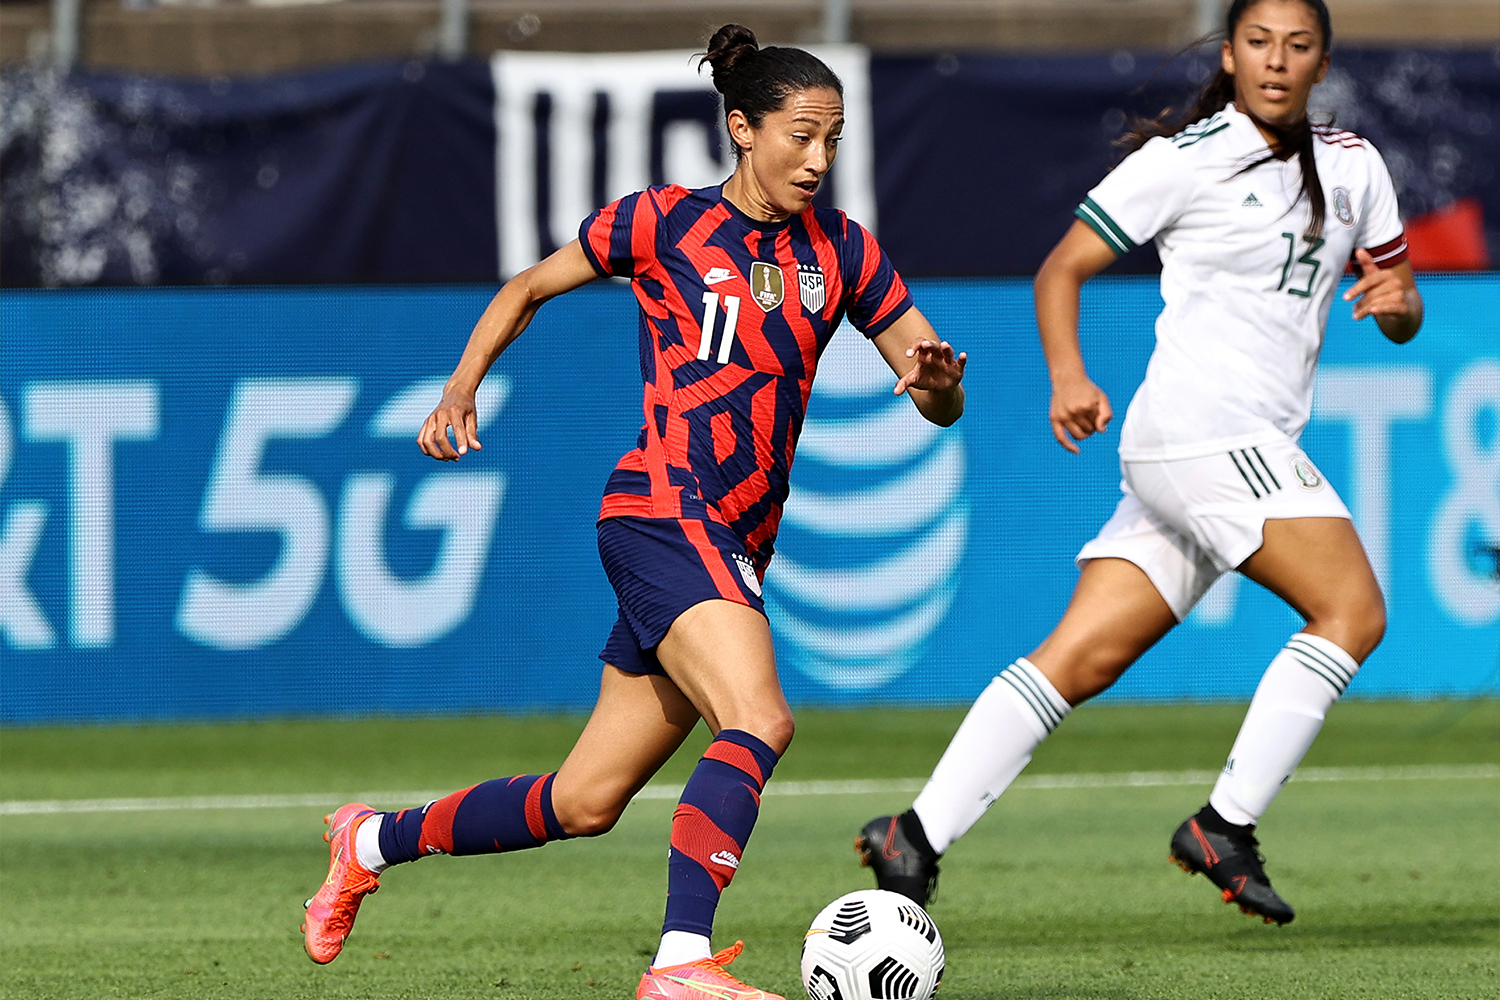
[1360,594,1387,658]
[717,702,794,755]
[1317,582,1386,664]
[557,806,620,839]
[1047,649,1131,704]
[1030,627,1141,705]
[554,792,627,838]
[1344,590,1387,663]
[1068,663,1121,704]
[752,710,795,757]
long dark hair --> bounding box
[1122,0,1333,238]
[699,24,844,160]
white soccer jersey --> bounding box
[1075,102,1408,461]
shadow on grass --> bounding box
[1237,913,1500,949]
[956,989,1137,1000]
[951,905,1497,955]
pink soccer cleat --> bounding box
[301,802,381,964]
[637,941,785,1000]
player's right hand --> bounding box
[418,390,481,461]
[1049,375,1111,454]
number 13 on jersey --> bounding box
[1277,233,1326,298]
[699,292,742,364]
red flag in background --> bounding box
[1404,197,1490,271]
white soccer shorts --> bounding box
[1076,436,1352,621]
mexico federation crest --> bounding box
[750,261,785,313]
[1332,186,1355,228]
[798,263,826,314]
[1290,455,1325,491]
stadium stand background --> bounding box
[1,0,1498,74]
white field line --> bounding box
[1,764,1495,817]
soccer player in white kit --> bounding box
[858,0,1423,926]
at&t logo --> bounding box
[763,332,967,690]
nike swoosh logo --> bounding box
[703,268,734,286]
[662,974,760,1000]
[323,842,345,887]
[1189,820,1220,868]
[880,816,902,861]
[640,977,673,999]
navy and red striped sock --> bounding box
[377,772,572,864]
[662,729,780,937]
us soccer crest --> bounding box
[798,264,826,314]
[750,261,785,313]
[732,552,763,597]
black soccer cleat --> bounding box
[856,810,941,906]
[1169,804,1295,925]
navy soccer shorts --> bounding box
[596,515,766,676]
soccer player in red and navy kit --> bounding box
[301,24,966,1000]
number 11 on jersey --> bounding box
[699,292,742,364]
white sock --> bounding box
[1209,633,1359,826]
[911,658,1071,855]
[653,930,712,968]
[354,811,389,874]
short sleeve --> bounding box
[578,191,650,278]
[840,218,914,338]
[1075,137,1196,255]
[1354,145,1408,268]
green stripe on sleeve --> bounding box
[1074,198,1136,256]
[1173,121,1229,148]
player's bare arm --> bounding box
[1034,219,1119,453]
[873,308,967,427]
[1343,252,1422,344]
[419,240,599,461]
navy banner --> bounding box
[0,62,500,286]
[871,48,1500,274]
[2,48,1495,285]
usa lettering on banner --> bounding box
[491,47,877,278]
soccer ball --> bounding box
[801,889,944,1000]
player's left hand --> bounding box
[418,388,481,461]
[894,339,967,396]
[1343,248,1409,321]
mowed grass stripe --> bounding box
[5,763,1495,816]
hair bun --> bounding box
[703,23,759,94]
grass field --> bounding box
[2,700,1496,1000]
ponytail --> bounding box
[1248,118,1326,240]
[1119,68,1235,155]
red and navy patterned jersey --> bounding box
[579,183,914,574]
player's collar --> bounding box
[714,184,795,233]
[1224,102,1303,161]
[1223,102,1262,146]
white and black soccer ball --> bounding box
[801,890,944,1000]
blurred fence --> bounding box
[2,274,1496,724]
[3,47,1496,286]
